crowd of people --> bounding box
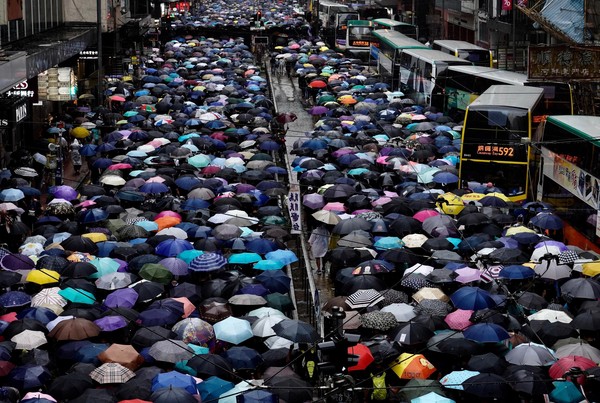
[0,4,598,403]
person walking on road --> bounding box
[308,225,330,274]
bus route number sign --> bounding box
[351,40,370,47]
[476,145,514,157]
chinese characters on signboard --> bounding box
[288,185,302,234]
[528,45,600,80]
[541,147,600,236]
[475,145,515,157]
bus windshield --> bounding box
[458,49,492,66]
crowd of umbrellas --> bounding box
[268,33,600,403]
[0,6,598,403]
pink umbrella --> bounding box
[155,210,182,220]
[323,202,345,212]
[413,209,440,222]
[107,163,133,171]
[76,200,96,208]
[444,309,474,330]
[455,267,482,283]
[331,149,356,158]
[372,197,392,206]
[376,156,389,165]
[146,176,166,183]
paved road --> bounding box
[269,70,334,327]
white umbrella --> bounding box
[528,309,573,323]
[251,315,284,338]
[11,330,47,350]
[380,303,416,322]
[156,227,188,239]
[46,315,74,331]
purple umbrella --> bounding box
[238,283,269,297]
[0,253,35,271]
[93,315,128,331]
[236,184,256,194]
[302,193,324,209]
[309,106,329,115]
[159,257,189,276]
[155,239,193,257]
[51,185,78,201]
[104,288,139,308]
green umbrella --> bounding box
[106,218,127,234]
[139,263,173,284]
[89,257,120,279]
[265,293,294,312]
[188,154,211,168]
[260,216,286,225]
[58,287,96,304]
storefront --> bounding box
[0,96,30,151]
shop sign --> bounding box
[529,45,600,80]
[288,184,302,234]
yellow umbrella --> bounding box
[391,353,436,379]
[26,269,60,285]
[82,232,108,243]
[338,95,357,105]
[319,46,329,51]
[71,127,90,139]
[436,193,465,215]
[122,76,133,82]
[116,120,128,125]
[412,287,449,303]
[461,193,486,202]
[582,262,600,277]
[505,225,537,236]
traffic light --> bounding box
[317,307,361,374]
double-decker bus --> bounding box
[318,0,359,41]
[372,18,419,39]
[459,85,545,202]
[432,40,493,67]
[370,30,429,92]
[432,65,574,119]
[537,116,600,252]
[336,20,375,56]
[397,48,472,105]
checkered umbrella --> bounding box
[89,363,136,384]
[558,250,580,264]
[346,289,384,309]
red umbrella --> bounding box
[549,355,597,379]
[308,80,327,89]
[108,163,133,171]
[109,95,126,102]
[348,343,374,372]
[276,112,297,124]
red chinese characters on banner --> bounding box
[502,0,512,10]
[7,0,23,20]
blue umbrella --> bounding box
[91,158,113,169]
[255,270,291,294]
[0,291,31,307]
[0,188,25,201]
[450,287,497,310]
[138,308,181,326]
[244,238,278,254]
[221,346,263,370]
[16,307,57,325]
[140,182,170,194]
[213,317,253,345]
[151,387,197,403]
[432,171,459,184]
[265,249,298,265]
[74,343,110,364]
[96,143,116,154]
[152,371,198,395]
[155,239,194,257]
[530,212,563,230]
[498,265,535,280]
[175,176,202,191]
[17,186,41,197]
[8,365,52,390]
[188,253,227,272]
[80,144,98,156]
[463,323,510,343]
[129,131,149,141]
[181,198,210,211]
[96,241,118,257]
[228,253,262,264]
[81,208,109,224]
[549,381,585,403]
[253,260,286,271]
[197,376,234,402]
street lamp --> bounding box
[97,0,104,106]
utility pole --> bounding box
[97,0,104,106]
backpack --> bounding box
[371,373,387,400]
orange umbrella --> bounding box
[154,216,181,231]
[172,297,195,318]
[338,95,357,105]
[308,80,327,89]
[391,353,436,379]
[98,343,145,371]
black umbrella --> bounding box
[131,326,176,349]
[436,338,483,358]
[561,278,600,300]
[187,354,235,381]
[462,373,513,399]
[61,236,99,254]
[506,368,552,396]
[48,372,94,400]
[265,376,313,403]
[272,319,319,343]
[467,352,508,374]
[340,274,386,295]
[115,378,152,401]
[392,322,434,346]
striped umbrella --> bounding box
[346,289,384,309]
[189,253,228,272]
